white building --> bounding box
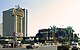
[0,23,3,36]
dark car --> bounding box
[72,46,78,50]
[26,45,33,49]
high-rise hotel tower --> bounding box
[3,5,27,37]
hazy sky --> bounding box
[0,0,80,36]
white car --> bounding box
[70,43,79,48]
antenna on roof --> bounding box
[18,5,20,9]
[15,5,21,9]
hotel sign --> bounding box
[13,5,24,17]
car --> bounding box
[70,43,78,48]
[72,46,78,50]
[62,42,69,46]
[26,45,33,49]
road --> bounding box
[0,46,57,50]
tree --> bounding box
[1,40,7,45]
[66,26,74,45]
[50,25,58,42]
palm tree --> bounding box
[50,25,58,43]
[66,26,74,45]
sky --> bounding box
[0,0,80,37]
